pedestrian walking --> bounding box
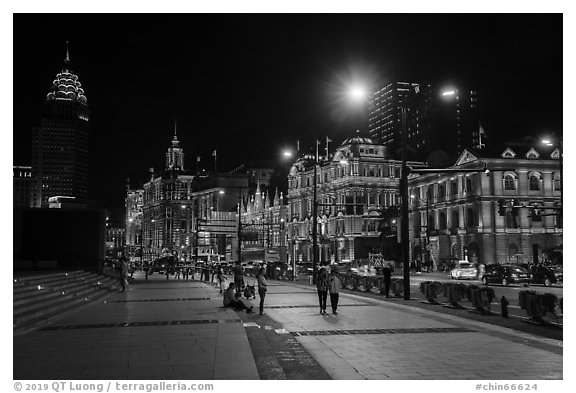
[328,269,340,314]
[118,254,129,292]
[256,267,267,315]
[316,267,328,315]
[216,264,225,293]
[383,265,392,298]
[233,261,244,295]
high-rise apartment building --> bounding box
[31,44,89,208]
[368,81,421,147]
[368,82,484,165]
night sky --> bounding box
[13,14,563,210]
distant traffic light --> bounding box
[497,199,506,216]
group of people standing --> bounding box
[223,262,344,317]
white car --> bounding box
[450,261,478,280]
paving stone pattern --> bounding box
[14,276,258,380]
[13,272,563,380]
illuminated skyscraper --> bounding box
[368,82,483,165]
[31,43,89,207]
[368,81,421,147]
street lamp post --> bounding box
[411,194,430,270]
[235,186,250,265]
[139,226,143,266]
[312,150,319,285]
[400,106,411,300]
[283,146,319,284]
[237,201,242,264]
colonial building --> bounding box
[125,186,144,261]
[105,225,126,259]
[408,145,562,269]
[241,183,289,263]
[135,130,272,263]
[32,44,89,208]
[287,134,426,264]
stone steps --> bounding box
[14,271,93,292]
[13,270,119,330]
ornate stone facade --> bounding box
[408,146,563,268]
[287,135,426,264]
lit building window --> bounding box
[553,173,561,191]
[529,175,540,191]
[504,174,516,191]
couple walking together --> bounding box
[316,267,340,315]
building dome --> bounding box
[340,135,376,146]
[46,44,87,104]
[47,68,87,104]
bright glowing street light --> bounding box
[219,190,225,195]
[441,90,456,97]
[282,150,293,158]
[541,139,553,146]
[350,86,367,100]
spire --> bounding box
[65,41,70,65]
[172,119,179,145]
[254,182,261,210]
[166,128,184,171]
[273,188,279,207]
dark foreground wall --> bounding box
[13,208,106,271]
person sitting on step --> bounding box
[223,282,253,313]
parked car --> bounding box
[331,262,353,274]
[481,264,531,286]
[450,260,478,280]
[529,264,563,286]
[297,262,312,271]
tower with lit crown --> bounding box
[31,42,90,207]
[165,121,185,171]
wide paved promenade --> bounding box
[13,272,562,380]
[14,275,258,380]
